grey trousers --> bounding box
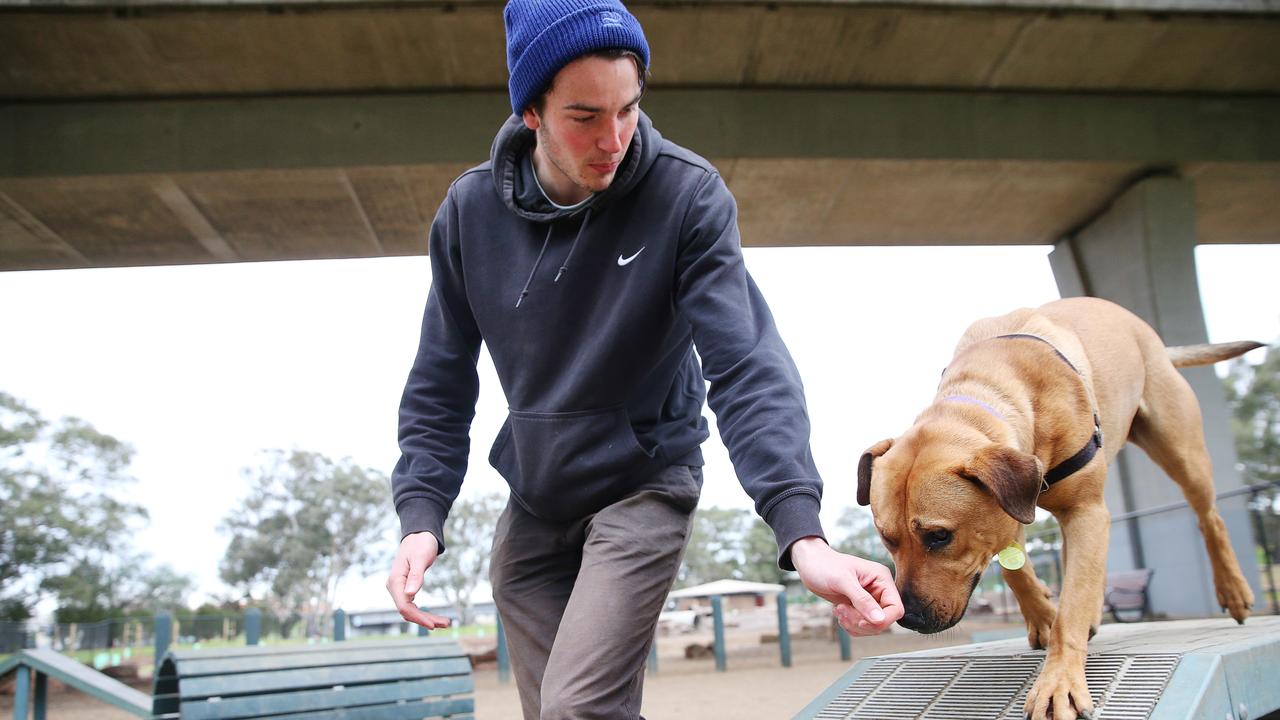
[489,464,702,720]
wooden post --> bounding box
[67,623,77,652]
[245,608,261,646]
[647,633,658,675]
[712,596,726,672]
[776,592,792,668]
[333,609,346,642]
[838,624,851,662]
[154,612,172,666]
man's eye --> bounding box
[924,529,953,550]
[571,116,593,124]
[619,106,635,117]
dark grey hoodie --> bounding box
[392,111,825,568]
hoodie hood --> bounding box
[490,110,662,223]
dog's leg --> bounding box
[1024,498,1108,720]
[1130,369,1254,622]
[1003,545,1056,650]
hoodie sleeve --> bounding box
[391,191,482,554]
[674,171,826,570]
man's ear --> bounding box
[522,106,541,131]
[857,438,894,507]
[961,445,1043,524]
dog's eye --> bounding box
[923,528,953,550]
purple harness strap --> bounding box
[942,395,1006,422]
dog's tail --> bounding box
[1167,341,1264,368]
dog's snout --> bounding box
[896,586,960,634]
[897,589,929,631]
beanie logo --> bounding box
[600,10,623,28]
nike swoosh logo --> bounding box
[617,247,646,266]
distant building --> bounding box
[667,579,785,613]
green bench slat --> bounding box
[179,657,473,698]
[165,638,453,661]
[179,675,475,720]
[267,696,474,720]
[174,642,464,677]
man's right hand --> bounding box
[386,531,453,629]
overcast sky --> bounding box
[2,243,1276,614]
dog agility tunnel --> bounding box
[794,616,1280,720]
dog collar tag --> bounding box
[997,543,1026,570]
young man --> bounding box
[386,0,904,716]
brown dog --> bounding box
[856,296,1257,720]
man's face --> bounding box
[522,55,642,206]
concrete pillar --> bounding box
[1049,175,1262,618]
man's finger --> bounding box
[863,568,906,619]
[840,576,888,625]
[404,553,427,597]
[386,554,409,594]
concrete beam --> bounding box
[3,90,1279,179]
[4,3,1279,99]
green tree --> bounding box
[740,518,787,585]
[833,506,891,567]
[1,393,153,621]
[679,506,750,586]
[1224,342,1280,582]
[219,450,393,627]
[427,492,506,625]
[677,506,788,586]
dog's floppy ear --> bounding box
[961,445,1043,524]
[857,438,894,506]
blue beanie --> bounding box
[504,0,650,116]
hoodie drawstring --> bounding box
[516,223,554,308]
[516,207,593,308]
[555,207,591,283]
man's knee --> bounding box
[539,691,613,720]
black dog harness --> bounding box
[993,333,1104,490]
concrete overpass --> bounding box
[1,0,1278,270]
[1,0,1277,618]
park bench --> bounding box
[151,637,474,719]
[1104,568,1155,623]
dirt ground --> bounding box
[1,616,1026,719]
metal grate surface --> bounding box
[814,654,1180,720]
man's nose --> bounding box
[598,119,624,154]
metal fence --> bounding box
[983,479,1280,619]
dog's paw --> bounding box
[1027,617,1054,651]
[1023,660,1093,720]
[1215,569,1255,624]
[1022,598,1057,650]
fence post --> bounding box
[647,631,659,675]
[14,665,31,720]
[154,612,172,664]
[838,623,851,662]
[496,613,511,685]
[245,608,261,646]
[333,609,346,642]
[712,596,726,672]
[776,592,792,668]
[34,670,48,720]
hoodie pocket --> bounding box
[488,405,657,521]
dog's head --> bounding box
[857,423,1042,634]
